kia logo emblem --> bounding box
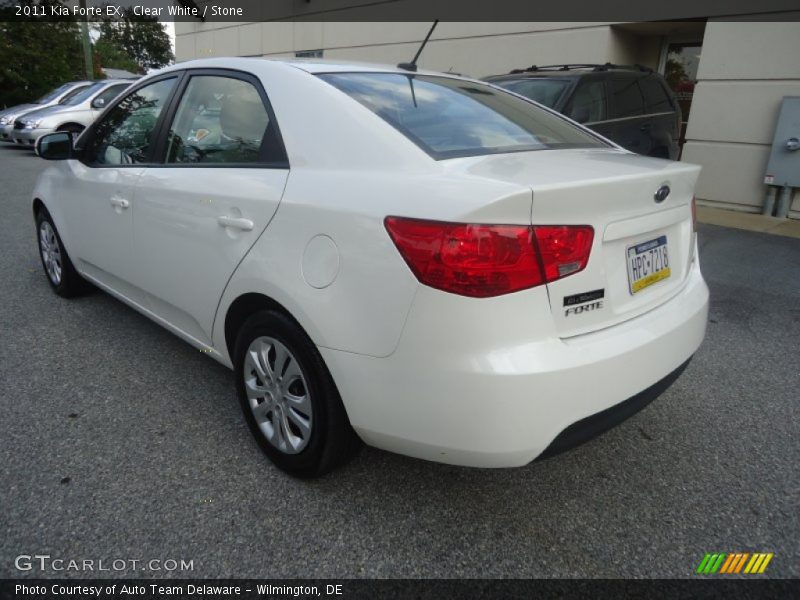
[654,185,670,203]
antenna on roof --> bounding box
[397,20,439,72]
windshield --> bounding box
[61,82,105,106]
[493,78,571,109]
[319,73,605,160]
[35,83,73,105]
[58,84,91,104]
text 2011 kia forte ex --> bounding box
[31,58,708,476]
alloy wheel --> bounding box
[243,336,313,454]
[39,221,62,285]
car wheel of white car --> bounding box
[35,210,88,297]
[234,310,361,477]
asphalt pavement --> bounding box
[0,143,797,579]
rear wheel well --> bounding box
[224,293,299,361]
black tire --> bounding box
[35,209,89,297]
[233,310,361,477]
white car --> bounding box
[0,80,92,142]
[13,79,134,146]
[31,58,709,477]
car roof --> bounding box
[486,64,654,82]
[163,56,472,81]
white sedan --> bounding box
[32,58,708,477]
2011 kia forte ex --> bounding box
[31,58,709,477]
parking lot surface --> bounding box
[0,143,798,578]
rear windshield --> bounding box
[319,73,606,160]
[492,78,571,108]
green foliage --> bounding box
[0,1,85,107]
[0,1,173,108]
[94,37,140,75]
[97,8,174,73]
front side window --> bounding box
[85,77,176,165]
[93,84,131,108]
[320,73,606,160]
[165,75,279,164]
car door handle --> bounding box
[110,196,130,209]
[217,215,254,231]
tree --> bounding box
[94,37,140,75]
[0,1,85,108]
[96,8,173,73]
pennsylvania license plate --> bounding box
[626,235,671,294]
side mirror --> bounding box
[571,106,591,124]
[91,97,105,109]
[36,132,74,160]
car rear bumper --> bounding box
[538,357,690,459]
[321,257,709,468]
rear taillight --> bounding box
[384,217,593,298]
[533,225,594,282]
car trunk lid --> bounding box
[444,148,701,337]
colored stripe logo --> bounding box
[696,553,773,574]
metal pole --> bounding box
[762,186,777,216]
[775,185,793,219]
[79,0,94,80]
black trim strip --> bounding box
[538,358,691,460]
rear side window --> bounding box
[610,78,644,118]
[639,76,673,113]
[566,80,606,123]
[320,73,607,160]
[164,75,285,165]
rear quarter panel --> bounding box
[212,63,534,361]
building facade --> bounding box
[175,19,800,218]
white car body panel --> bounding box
[324,257,707,467]
[133,167,288,346]
[32,57,709,467]
[65,161,145,302]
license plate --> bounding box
[626,235,670,294]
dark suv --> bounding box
[485,64,681,160]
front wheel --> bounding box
[233,310,361,477]
[35,209,89,297]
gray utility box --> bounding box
[764,96,800,188]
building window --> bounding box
[295,50,323,58]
